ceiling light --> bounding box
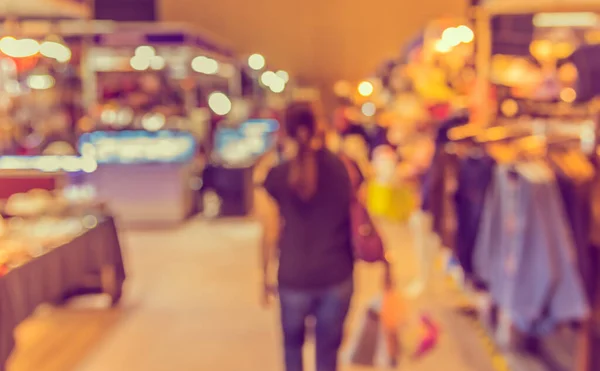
[358,81,374,97]
[192,56,219,74]
[40,41,71,62]
[150,56,166,70]
[434,39,453,53]
[248,53,266,70]
[276,70,289,83]
[208,92,232,116]
[533,12,598,28]
[441,27,462,47]
[135,46,156,58]
[142,113,166,132]
[270,78,285,93]
[361,102,376,117]
[203,58,219,74]
[27,74,55,90]
[260,71,276,86]
[1,38,40,58]
[130,56,150,71]
[456,25,474,43]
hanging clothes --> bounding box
[420,114,469,249]
[474,164,589,334]
[454,153,496,280]
[548,157,595,299]
[421,150,459,250]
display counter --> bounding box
[78,130,197,226]
[87,162,195,226]
[0,216,125,371]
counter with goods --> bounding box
[78,129,197,226]
[0,200,125,371]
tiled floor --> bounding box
[7,217,495,371]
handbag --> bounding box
[339,155,386,263]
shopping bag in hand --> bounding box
[343,294,400,368]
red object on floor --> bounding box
[412,313,439,359]
[0,176,57,199]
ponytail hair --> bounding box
[285,102,319,200]
[285,102,317,149]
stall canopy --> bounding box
[0,0,90,20]
[484,0,600,15]
[92,22,236,59]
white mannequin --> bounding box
[405,210,440,298]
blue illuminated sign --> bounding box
[78,130,196,164]
[240,119,280,134]
[214,120,278,165]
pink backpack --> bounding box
[339,155,386,263]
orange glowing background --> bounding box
[159,0,468,92]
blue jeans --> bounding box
[279,278,353,371]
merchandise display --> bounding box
[0,34,84,156]
[0,215,92,270]
[331,17,475,223]
[422,120,599,370]
[0,215,125,371]
[411,2,600,369]
[84,22,239,136]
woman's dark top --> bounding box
[264,148,354,289]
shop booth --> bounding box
[0,2,94,196]
[76,22,239,226]
[425,2,600,371]
[0,6,126,371]
[82,21,239,131]
[203,118,279,218]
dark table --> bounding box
[0,217,125,370]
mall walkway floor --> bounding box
[7,217,497,371]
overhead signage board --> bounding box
[94,0,157,22]
[78,130,196,164]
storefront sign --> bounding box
[0,156,97,173]
[214,122,277,166]
[78,130,196,164]
[240,119,279,135]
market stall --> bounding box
[78,129,197,225]
[0,215,125,371]
[203,118,279,218]
[426,2,600,371]
[0,180,125,371]
[72,22,238,225]
[0,5,96,208]
[83,22,238,133]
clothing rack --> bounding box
[422,116,600,371]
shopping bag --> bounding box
[381,290,407,330]
[343,294,400,368]
[402,313,440,359]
